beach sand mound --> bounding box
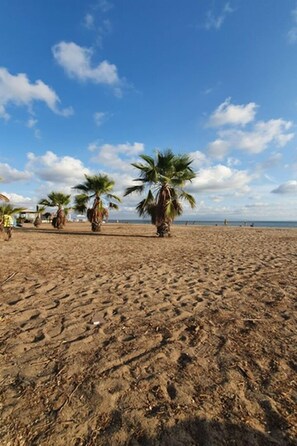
[0,224,296,445]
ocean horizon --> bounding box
[109,219,297,229]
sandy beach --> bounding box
[0,223,296,446]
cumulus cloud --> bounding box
[89,142,144,171]
[271,180,297,194]
[205,2,234,30]
[208,98,257,127]
[0,67,73,120]
[188,165,252,194]
[188,150,208,170]
[52,41,122,95]
[208,118,294,158]
[1,192,33,206]
[0,163,31,183]
[26,151,91,185]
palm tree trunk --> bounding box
[156,186,170,237]
[90,196,102,232]
[56,208,65,230]
[34,214,42,228]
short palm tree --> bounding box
[124,149,196,236]
[33,205,45,228]
[39,192,71,229]
[73,174,121,232]
[0,203,25,220]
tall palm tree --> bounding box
[73,174,121,232]
[39,192,71,229]
[124,149,196,236]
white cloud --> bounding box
[26,151,91,185]
[188,150,208,170]
[26,117,41,138]
[0,163,31,183]
[1,192,32,206]
[189,164,252,194]
[27,118,38,128]
[208,98,257,127]
[257,152,282,171]
[207,139,230,159]
[271,180,297,194]
[0,104,10,121]
[208,118,294,158]
[94,111,108,126]
[89,142,144,171]
[0,67,73,120]
[52,41,122,94]
[205,2,234,30]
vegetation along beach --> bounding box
[0,223,296,445]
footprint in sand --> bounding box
[7,297,22,306]
[166,382,177,400]
[32,330,45,343]
[178,352,193,368]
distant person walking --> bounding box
[2,214,13,241]
[224,219,228,226]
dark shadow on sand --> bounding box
[14,227,158,239]
[124,415,296,446]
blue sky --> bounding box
[1,0,297,220]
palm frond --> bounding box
[179,191,196,209]
[73,194,89,214]
[105,193,121,203]
[0,204,25,215]
[74,174,116,197]
[39,192,71,207]
[0,193,9,202]
[109,202,119,210]
[39,198,52,206]
[135,190,156,218]
[165,199,183,219]
[124,184,145,196]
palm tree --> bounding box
[124,149,196,236]
[39,192,71,229]
[0,204,25,238]
[73,174,121,232]
[0,203,25,223]
[33,205,45,228]
[0,203,25,215]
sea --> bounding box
[109,220,297,229]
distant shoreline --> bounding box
[107,219,297,229]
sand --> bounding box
[0,223,296,446]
